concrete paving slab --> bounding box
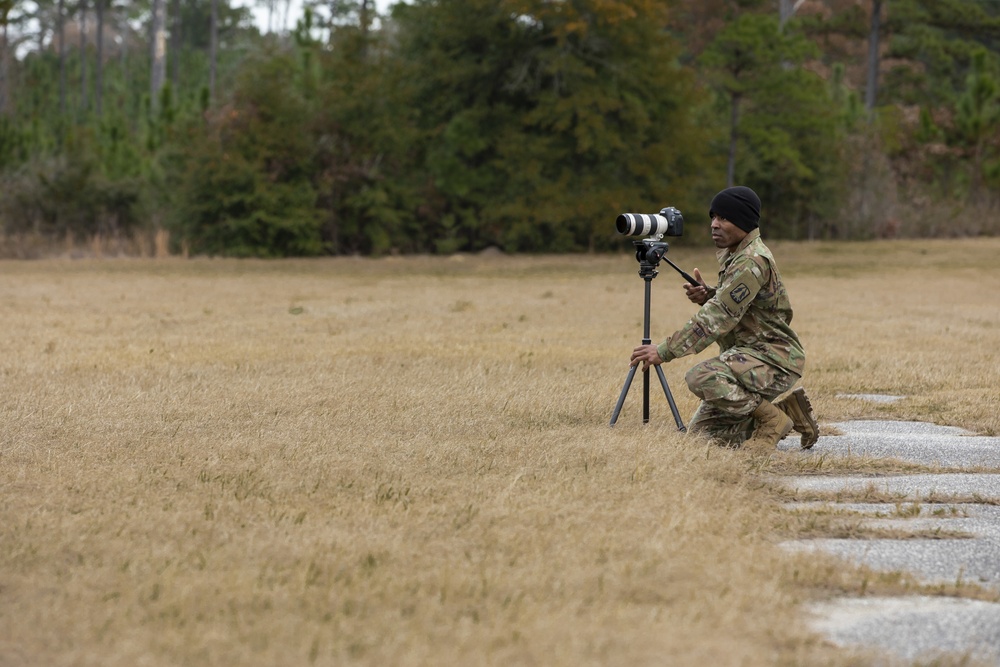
[785,534,1000,587]
[808,596,1000,665]
[780,482,1000,587]
[783,505,1000,586]
[777,421,1000,662]
[835,393,906,403]
[776,420,1000,468]
[781,473,1000,499]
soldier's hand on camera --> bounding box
[630,345,664,372]
[684,268,711,305]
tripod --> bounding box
[609,239,687,430]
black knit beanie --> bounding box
[709,186,761,233]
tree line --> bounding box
[1,0,999,257]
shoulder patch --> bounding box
[729,283,751,304]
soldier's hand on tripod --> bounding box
[630,345,664,372]
[684,268,711,305]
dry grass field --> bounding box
[2,238,999,666]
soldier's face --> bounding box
[711,216,747,250]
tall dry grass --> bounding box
[1,239,998,666]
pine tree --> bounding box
[392,0,710,252]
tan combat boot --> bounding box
[743,399,794,453]
[775,387,820,450]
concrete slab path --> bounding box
[808,596,1000,665]
[777,419,1000,468]
[775,419,1000,664]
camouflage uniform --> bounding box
[656,229,805,445]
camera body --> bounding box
[616,206,684,238]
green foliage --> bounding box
[306,10,422,255]
[0,152,142,239]
[176,0,257,49]
[5,0,1000,253]
[701,13,817,96]
[0,116,28,168]
[171,51,322,257]
[915,108,939,144]
[955,49,1000,199]
[881,0,1000,105]
[701,12,840,238]
[956,50,1000,144]
[392,0,711,253]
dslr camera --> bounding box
[615,206,698,284]
[616,207,684,238]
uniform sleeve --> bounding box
[656,260,767,361]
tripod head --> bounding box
[633,238,669,279]
[632,237,700,286]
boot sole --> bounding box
[785,387,819,450]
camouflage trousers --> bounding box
[684,348,799,446]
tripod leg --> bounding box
[643,367,650,423]
[655,365,687,432]
[609,364,639,426]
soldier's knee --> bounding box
[686,359,723,398]
[684,364,703,395]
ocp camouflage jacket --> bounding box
[655,229,806,376]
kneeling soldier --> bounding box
[629,186,819,451]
